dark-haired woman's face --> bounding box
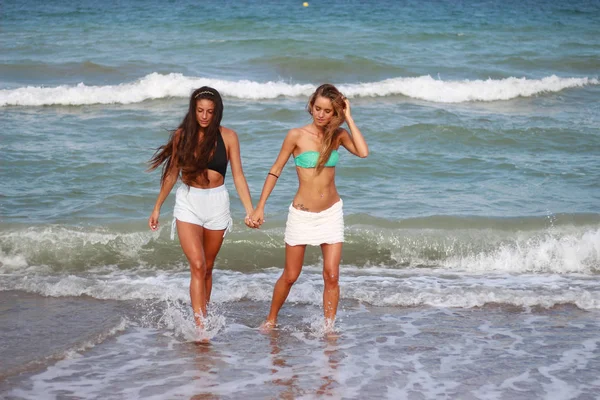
[196,99,215,128]
[311,96,334,127]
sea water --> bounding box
[1,0,599,398]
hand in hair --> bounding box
[342,96,352,120]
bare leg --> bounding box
[261,244,306,331]
[202,228,226,305]
[321,243,342,325]
[176,220,207,326]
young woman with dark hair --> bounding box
[250,83,369,332]
[148,86,256,328]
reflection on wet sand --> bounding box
[268,330,343,398]
[269,329,301,399]
[317,334,342,396]
[189,342,220,400]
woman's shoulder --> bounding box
[220,126,235,135]
[220,126,238,140]
[288,125,311,138]
[279,127,297,141]
[335,127,349,141]
[336,126,349,135]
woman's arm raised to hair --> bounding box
[224,128,254,217]
[250,129,298,224]
[340,98,369,158]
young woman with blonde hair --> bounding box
[250,83,369,332]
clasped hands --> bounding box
[244,208,265,229]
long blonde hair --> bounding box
[307,84,346,173]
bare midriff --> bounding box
[182,170,224,189]
[292,167,340,212]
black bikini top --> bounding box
[207,130,228,178]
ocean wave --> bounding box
[1,219,599,274]
[1,73,597,106]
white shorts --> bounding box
[284,200,344,246]
[171,185,232,239]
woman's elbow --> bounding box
[167,170,179,182]
[231,171,247,183]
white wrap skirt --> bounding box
[284,200,344,246]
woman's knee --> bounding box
[205,259,215,276]
[189,259,207,280]
[322,268,339,287]
[281,271,301,286]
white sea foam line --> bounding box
[65,317,130,357]
[1,73,597,106]
[3,267,600,309]
[342,75,599,103]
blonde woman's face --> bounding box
[311,96,334,127]
[196,99,215,128]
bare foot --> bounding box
[324,330,340,340]
[323,318,337,337]
[194,325,210,343]
[194,312,205,330]
[259,320,276,334]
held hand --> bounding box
[244,214,259,229]
[149,210,160,231]
[249,209,265,228]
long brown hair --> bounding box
[307,83,346,173]
[148,86,224,185]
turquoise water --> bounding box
[1,1,600,398]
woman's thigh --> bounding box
[176,220,206,266]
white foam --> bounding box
[3,266,600,310]
[0,249,28,269]
[2,226,600,310]
[342,75,599,103]
[537,338,598,399]
[0,225,163,273]
[7,307,600,399]
[63,318,129,358]
[156,296,227,342]
[2,225,598,280]
[443,228,600,274]
[1,73,596,106]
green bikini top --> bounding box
[294,150,339,168]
